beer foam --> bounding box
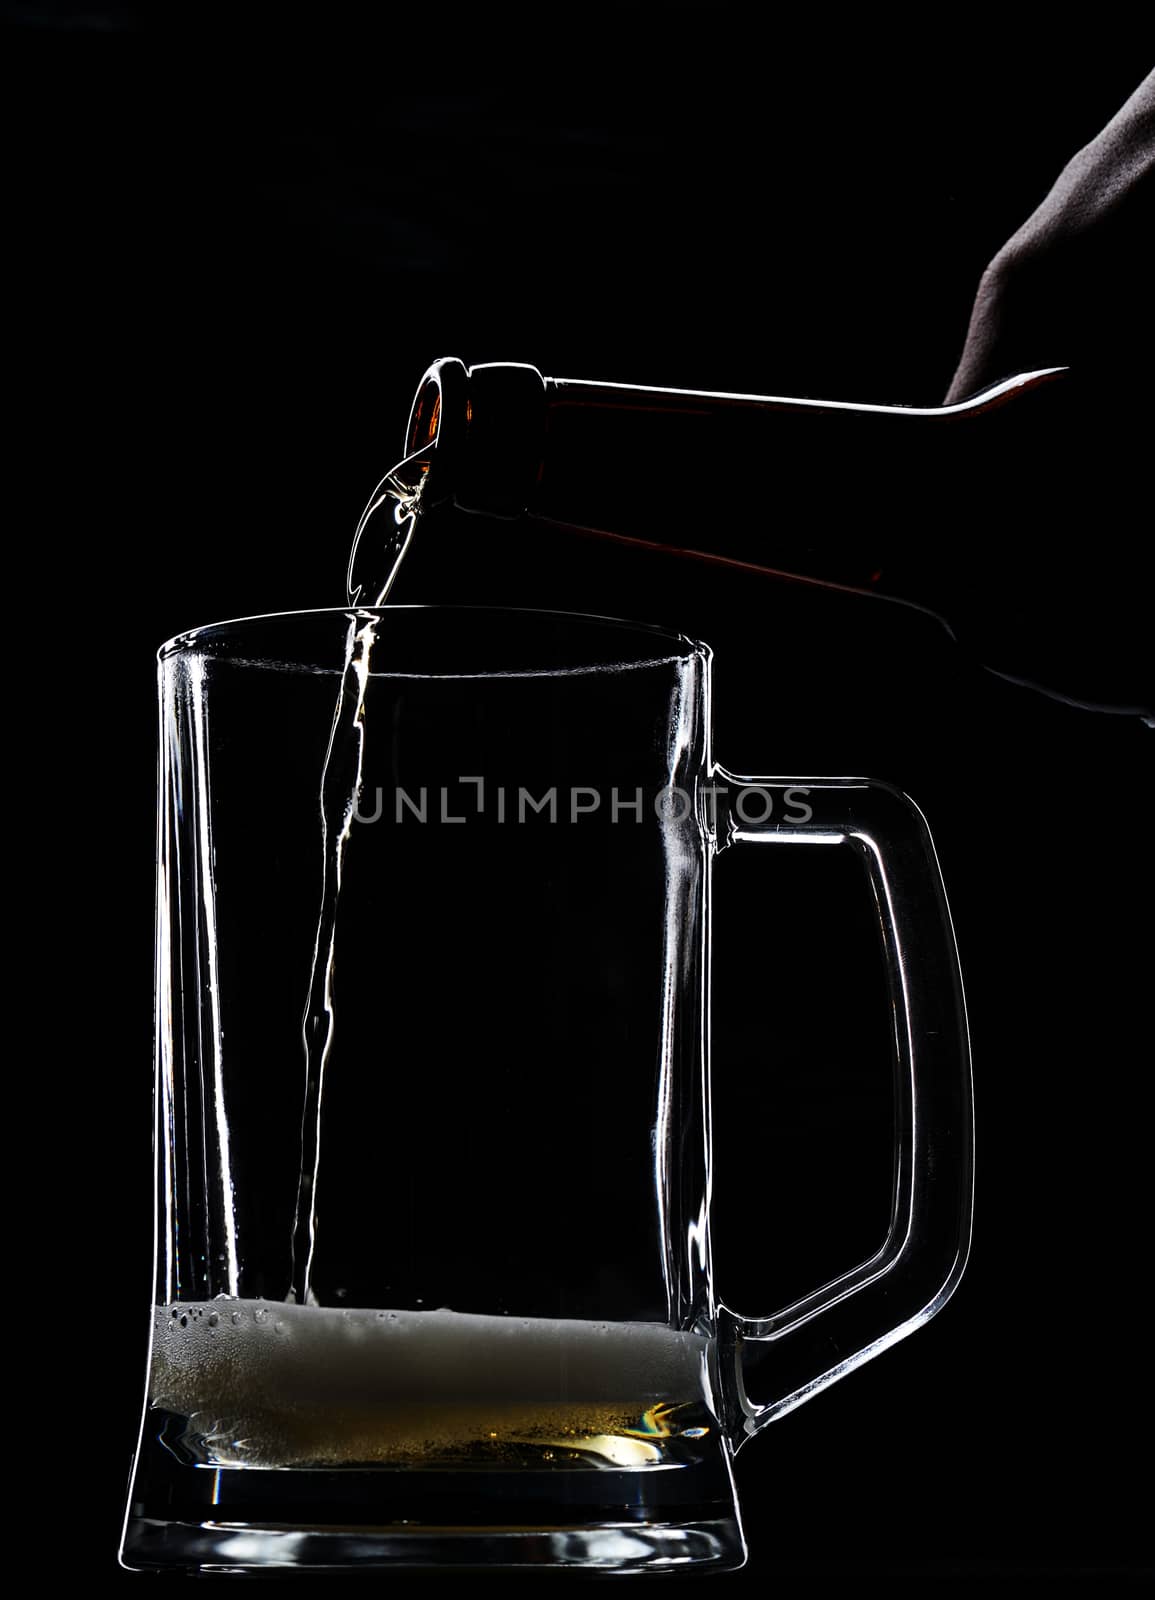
[150,1300,714,1468]
[153,1299,709,1410]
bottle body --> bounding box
[400,357,1150,718]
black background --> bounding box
[10,9,1153,1581]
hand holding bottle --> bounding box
[369,72,1155,720]
[946,69,1155,404]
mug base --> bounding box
[120,1514,747,1573]
[120,1420,747,1573]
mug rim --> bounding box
[158,604,713,670]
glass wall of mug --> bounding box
[121,606,972,1574]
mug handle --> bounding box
[710,770,974,1448]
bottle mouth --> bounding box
[404,356,469,507]
[407,380,440,453]
[404,357,547,518]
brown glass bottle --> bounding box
[400,357,1151,718]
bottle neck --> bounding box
[405,357,1068,601]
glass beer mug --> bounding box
[121,605,972,1574]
